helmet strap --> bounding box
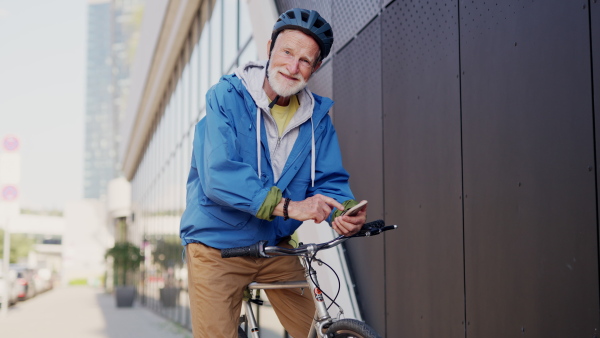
[269,95,280,108]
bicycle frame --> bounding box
[225,220,396,338]
[241,243,338,338]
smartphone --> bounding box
[340,200,368,217]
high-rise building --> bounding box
[84,0,112,199]
[111,0,144,176]
[84,0,144,199]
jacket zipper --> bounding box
[274,137,281,153]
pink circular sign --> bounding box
[2,135,20,152]
[1,185,18,201]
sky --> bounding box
[0,0,86,210]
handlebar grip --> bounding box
[221,240,268,258]
[355,220,396,237]
[363,219,385,230]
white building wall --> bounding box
[62,199,110,285]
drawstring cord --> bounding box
[311,117,315,187]
[256,107,262,179]
[257,94,315,187]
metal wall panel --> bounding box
[460,1,600,336]
[275,0,332,18]
[308,58,333,106]
[383,0,395,9]
[592,0,600,310]
[382,1,464,337]
[333,16,386,333]
[332,0,380,53]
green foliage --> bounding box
[68,278,89,286]
[20,209,63,217]
[0,230,35,263]
[152,235,183,270]
[105,242,143,286]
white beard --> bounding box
[267,62,308,98]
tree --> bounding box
[105,242,143,286]
[0,230,34,263]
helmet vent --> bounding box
[300,11,309,21]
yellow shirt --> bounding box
[270,95,299,137]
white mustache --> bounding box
[277,70,301,81]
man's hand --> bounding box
[274,194,344,224]
[332,200,367,236]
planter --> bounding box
[159,287,180,308]
[115,285,136,307]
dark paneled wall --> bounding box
[382,1,464,337]
[333,17,385,331]
[276,0,600,337]
[461,1,598,337]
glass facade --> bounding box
[129,0,257,328]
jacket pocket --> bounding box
[201,202,252,228]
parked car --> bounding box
[10,265,36,301]
[32,268,53,294]
[0,269,19,307]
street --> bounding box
[0,286,192,338]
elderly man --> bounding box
[180,8,367,337]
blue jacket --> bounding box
[180,62,354,249]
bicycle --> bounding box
[221,220,397,338]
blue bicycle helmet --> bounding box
[271,8,334,60]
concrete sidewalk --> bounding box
[0,286,192,338]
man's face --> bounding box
[267,29,321,98]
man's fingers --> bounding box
[308,194,344,212]
[333,217,352,236]
[317,194,344,211]
[334,208,366,236]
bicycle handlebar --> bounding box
[221,240,269,258]
[221,220,396,259]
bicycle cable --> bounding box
[306,244,343,313]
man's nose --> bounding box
[287,59,300,74]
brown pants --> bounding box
[186,242,315,338]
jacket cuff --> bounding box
[332,199,358,220]
[256,186,283,221]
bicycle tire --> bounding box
[238,326,248,338]
[325,319,381,338]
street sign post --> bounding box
[1,215,9,317]
[0,135,20,317]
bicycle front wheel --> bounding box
[325,319,381,338]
